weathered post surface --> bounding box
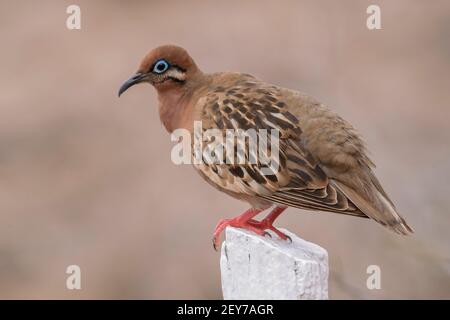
[220,227,328,300]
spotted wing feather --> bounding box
[194,77,366,217]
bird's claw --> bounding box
[212,237,218,252]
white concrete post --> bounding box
[220,227,329,300]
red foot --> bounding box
[247,207,290,241]
[212,208,263,251]
[212,206,289,251]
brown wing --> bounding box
[283,94,413,234]
[261,139,364,217]
[194,77,366,218]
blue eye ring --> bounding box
[152,59,170,74]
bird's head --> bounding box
[118,45,200,97]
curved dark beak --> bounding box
[118,73,146,97]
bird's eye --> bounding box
[153,59,169,74]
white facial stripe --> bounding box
[167,69,186,81]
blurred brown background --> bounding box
[0,0,449,299]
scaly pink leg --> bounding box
[247,206,291,241]
[212,208,266,251]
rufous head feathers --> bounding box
[118,45,201,96]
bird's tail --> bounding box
[335,180,414,235]
[374,188,414,235]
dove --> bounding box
[119,45,413,250]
